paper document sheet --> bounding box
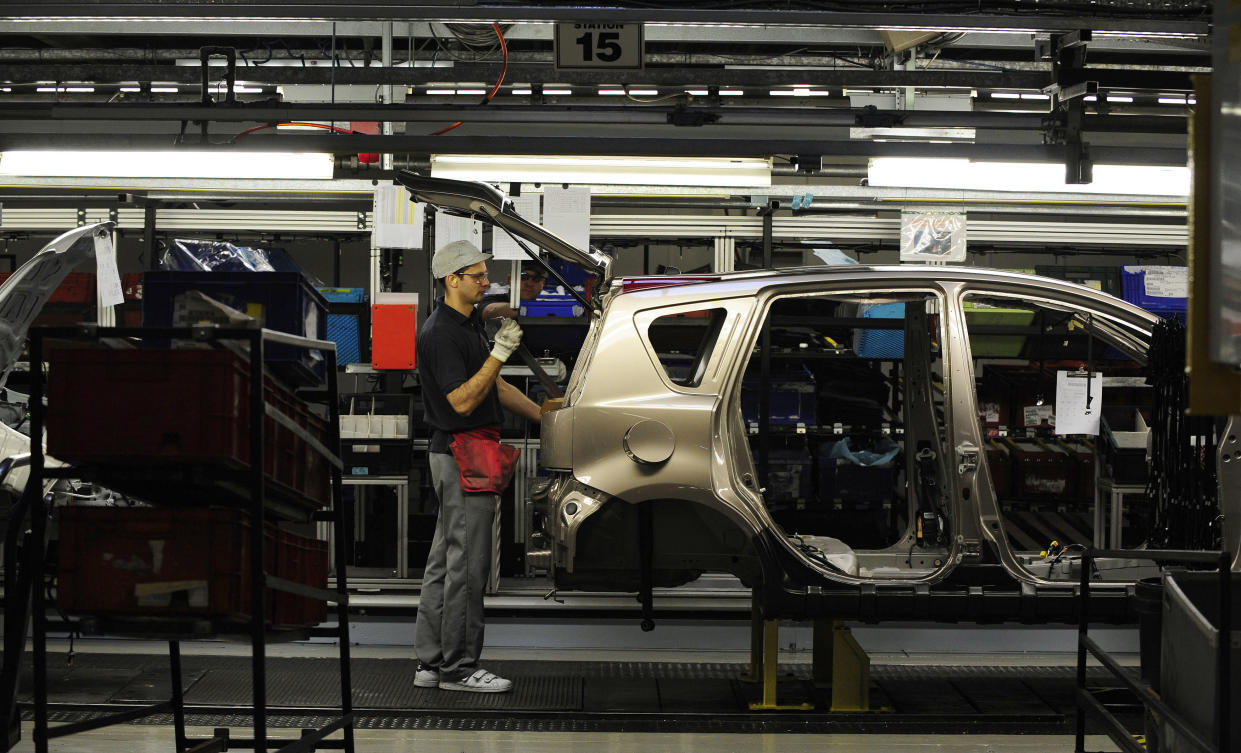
[1055,370,1103,435]
[93,232,124,307]
[493,194,541,260]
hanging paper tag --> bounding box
[1054,370,1103,435]
[93,231,124,307]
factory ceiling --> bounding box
[0,1,1212,176]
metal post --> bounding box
[1218,550,1230,753]
[758,205,773,492]
[381,22,395,172]
[328,349,356,753]
[333,238,342,287]
[248,329,267,753]
[1075,550,1092,753]
[812,618,833,688]
[28,330,47,753]
[144,203,158,270]
[170,640,187,751]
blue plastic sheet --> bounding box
[829,436,900,467]
[162,239,276,273]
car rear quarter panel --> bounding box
[563,286,753,510]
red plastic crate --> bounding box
[47,347,332,507]
[0,271,96,303]
[122,272,143,301]
[57,506,327,627]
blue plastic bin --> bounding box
[741,380,816,425]
[521,296,583,317]
[143,271,329,386]
[854,302,905,359]
[1121,266,1188,317]
[318,287,366,304]
[319,288,366,365]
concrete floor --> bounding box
[11,640,1136,752]
[11,724,1127,752]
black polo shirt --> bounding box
[417,296,504,453]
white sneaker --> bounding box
[438,668,513,693]
[413,665,439,688]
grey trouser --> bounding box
[414,450,498,681]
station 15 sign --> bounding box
[555,23,644,70]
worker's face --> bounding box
[448,262,490,303]
[518,269,547,300]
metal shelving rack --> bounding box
[23,323,356,753]
[1075,547,1232,753]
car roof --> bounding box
[613,264,1160,328]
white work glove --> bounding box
[490,318,523,363]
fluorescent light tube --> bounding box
[0,150,335,180]
[431,154,771,187]
[868,157,1189,197]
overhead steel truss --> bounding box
[0,62,1195,92]
[0,205,1185,248]
[0,3,1210,38]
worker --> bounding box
[412,240,542,693]
[478,261,548,320]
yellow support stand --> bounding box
[748,618,814,711]
[829,621,871,712]
[742,591,876,711]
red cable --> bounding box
[484,22,508,102]
[431,22,507,136]
[233,121,359,140]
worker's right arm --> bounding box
[446,358,502,416]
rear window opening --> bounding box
[646,308,727,388]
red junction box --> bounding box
[57,506,328,627]
[47,347,332,508]
[371,293,418,370]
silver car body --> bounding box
[397,174,1238,619]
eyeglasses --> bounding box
[454,271,490,284]
[520,272,547,282]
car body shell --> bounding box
[395,174,1239,621]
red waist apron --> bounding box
[449,425,520,494]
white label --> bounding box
[542,185,591,251]
[493,194,541,261]
[1023,404,1056,427]
[1054,370,1103,435]
[92,231,124,307]
[555,23,644,70]
[899,211,967,263]
[373,184,425,250]
[1141,266,1188,298]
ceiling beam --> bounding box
[0,62,1196,92]
[0,101,1189,135]
[0,131,1188,164]
[0,4,1210,37]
